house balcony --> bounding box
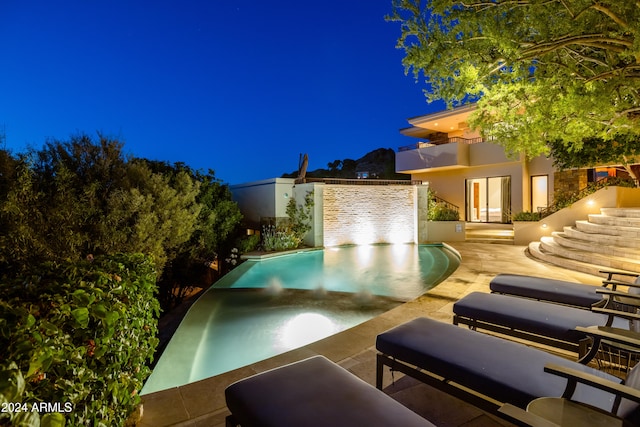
[396,137,511,173]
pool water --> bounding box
[142,244,459,394]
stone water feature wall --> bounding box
[322,184,420,246]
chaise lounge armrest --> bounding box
[592,289,640,325]
[574,325,640,364]
[497,364,640,426]
[597,289,640,303]
[576,326,640,349]
[600,270,639,282]
[602,280,640,290]
[545,363,640,404]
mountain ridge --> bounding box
[281,148,409,180]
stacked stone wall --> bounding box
[322,185,416,246]
[553,169,588,200]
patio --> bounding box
[140,242,606,427]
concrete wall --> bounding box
[322,184,420,246]
[513,186,640,245]
[231,178,295,227]
[396,141,469,172]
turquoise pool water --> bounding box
[142,244,459,394]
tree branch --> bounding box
[585,3,629,29]
[521,34,632,59]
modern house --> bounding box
[230,104,638,257]
[395,104,632,223]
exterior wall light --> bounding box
[541,223,548,229]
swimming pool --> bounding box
[141,244,459,394]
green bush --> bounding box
[235,234,260,254]
[261,225,301,251]
[512,211,542,221]
[0,253,159,427]
[427,203,460,221]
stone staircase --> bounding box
[528,208,640,277]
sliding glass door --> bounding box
[466,176,511,223]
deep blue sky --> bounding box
[1,1,444,184]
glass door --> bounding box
[466,176,511,222]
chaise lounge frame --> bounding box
[375,317,640,423]
[453,288,640,362]
[489,270,640,310]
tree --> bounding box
[285,190,314,243]
[388,0,640,177]
[0,135,201,278]
[549,135,640,184]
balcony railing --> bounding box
[398,136,485,152]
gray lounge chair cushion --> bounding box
[376,317,638,418]
[225,355,434,427]
[490,274,606,307]
[454,292,629,343]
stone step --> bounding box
[539,236,640,273]
[575,220,640,238]
[552,231,640,259]
[465,237,514,244]
[588,213,640,228]
[527,241,637,279]
[562,226,640,249]
[600,207,640,218]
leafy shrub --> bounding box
[285,191,314,242]
[235,234,260,254]
[0,253,159,427]
[0,137,244,313]
[427,203,460,221]
[512,211,542,221]
[261,225,301,251]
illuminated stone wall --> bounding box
[322,184,418,246]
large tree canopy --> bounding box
[389,0,640,179]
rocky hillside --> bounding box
[282,148,409,180]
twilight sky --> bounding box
[0,1,445,184]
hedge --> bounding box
[0,254,159,427]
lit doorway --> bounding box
[466,176,511,222]
[531,175,548,213]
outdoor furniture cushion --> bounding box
[453,292,629,352]
[490,273,606,308]
[225,355,434,427]
[375,317,640,422]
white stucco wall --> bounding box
[230,178,295,226]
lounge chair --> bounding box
[375,317,640,424]
[452,291,633,357]
[490,271,640,309]
[225,355,434,427]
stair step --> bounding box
[601,207,640,218]
[575,220,640,238]
[562,226,640,249]
[588,213,640,227]
[552,231,640,259]
[539,237,640,272]
[528,242,637,278]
